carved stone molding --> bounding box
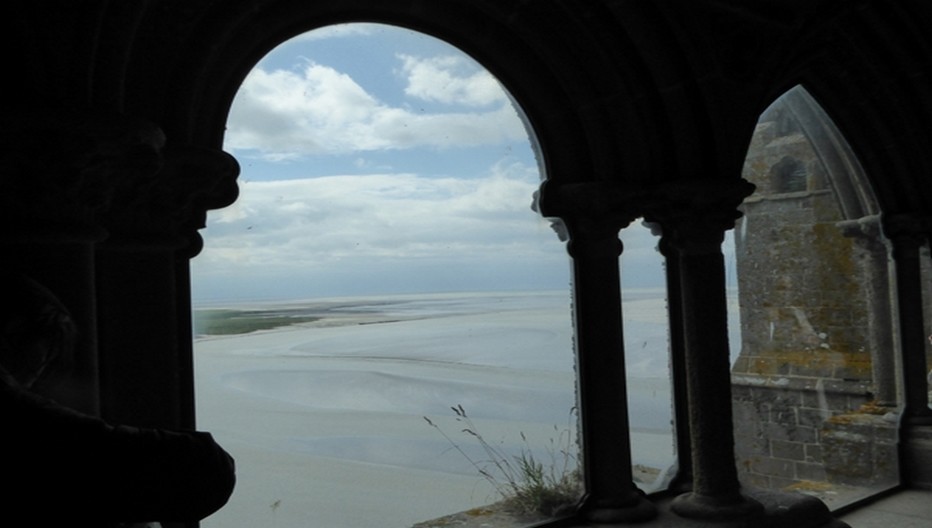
[0,115,164,230]
[882,213,932,255]
[838,214,888,252]
[535,180,642,238]
[537,178,755,248]
[0,110,240,255]
[0,112,165,240]
[100,145,240,255]
[642,179,756,254]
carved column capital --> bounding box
[642,179,756,254]
[537,180,643,229]
[535,180,647,259]
[0,112,165,239]
[882,213,932,255]
[100,145,239,255]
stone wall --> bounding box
[730,97,899,493]
[732,192,874,383]
[732,379,897,490]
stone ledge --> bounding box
[412,489,851,528]
[731,374,872,396]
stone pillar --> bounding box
[0,112,148,415]
[645,179,764,520]
[537,182,656,523]
[883,214,932,424]
[839,216,898,407]
[96,144,239,429]
[884,214,932,490]
[649,224,694,493]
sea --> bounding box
[194,289,736,528]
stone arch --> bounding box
[752,87,877,219]
[3,1,932,521]
[137,0,663,190]
[787,4,932,214]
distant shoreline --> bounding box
[192,290,578,337]
[190,287,684,338]
[190,287,669,308]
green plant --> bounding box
[424,404,582,517]
[192,308,321,336]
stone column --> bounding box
[645,179,764,521]
[883,214,932,424]
[647,223,694,493]
[537,182,656,523]
[838,216,898,407]
[96,144,239,429]
[0,112,146,415]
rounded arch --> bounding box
[111,0,932,215]
[139,0,662,191]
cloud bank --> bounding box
[224,54,527,160]
[195,25,674,301]
[191,161,572,300]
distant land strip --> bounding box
[193,308,322,336]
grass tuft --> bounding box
[424,404,582,517]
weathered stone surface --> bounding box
[821,413,898,488]
[731,93,899,495]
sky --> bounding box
[189,23,683,302]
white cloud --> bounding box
[398,54,504,107]
[197,162,558,268]
[194,26,669,301]
[223,61,526,159]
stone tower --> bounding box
[731,88,900,494]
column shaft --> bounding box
[645,179,762,520]
[569,225,655,523]
[659,236,693,493]
[889,232,932,422]
[677,249,742,498]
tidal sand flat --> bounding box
[194,290,678,528]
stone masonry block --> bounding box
[750,456,796,479]
[805,444,822,464]
[796,406,832,428]
[738,471,772,490]
[822,429,872,485]
[771,405,797,425]
[763,421,817,443]
[794,461,827,481]
[769,476,798,490]
[734,434,770,457]
[771,440,806,461]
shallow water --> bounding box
[195,290,682,528]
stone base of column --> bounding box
[413,486,850,528]
[576,489,847,527]
[901,424,932,490]
[670,491,763,521]
[567,490,851,528]
[582,495,657,524]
